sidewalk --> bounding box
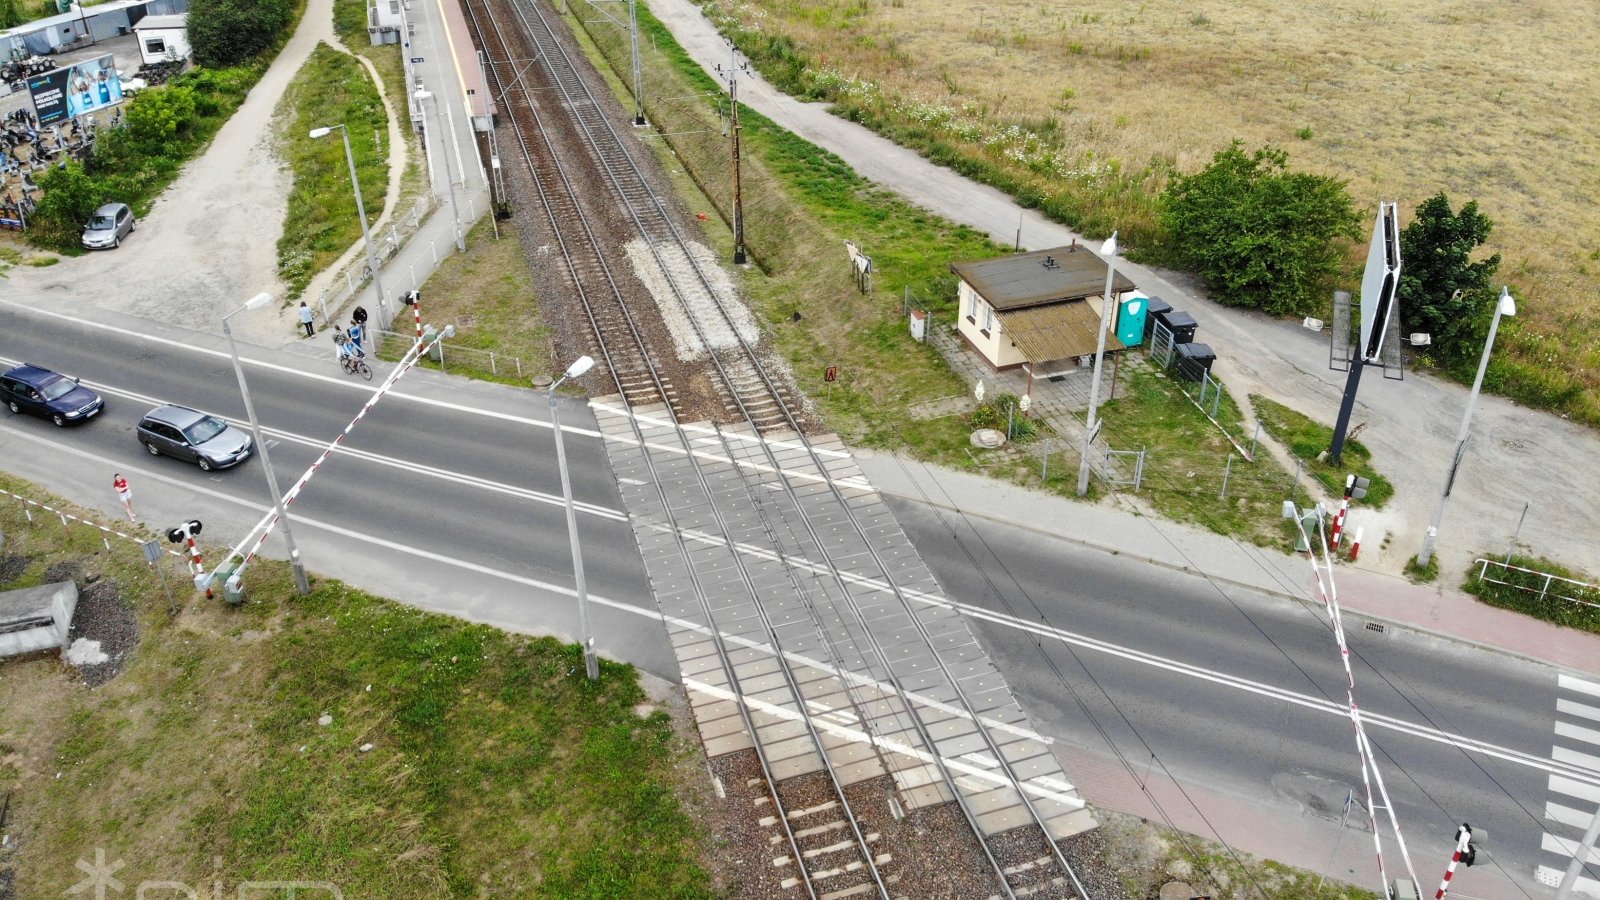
[314,0,492,337]
[858,450,1600,678]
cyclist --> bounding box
[333,328,362,364]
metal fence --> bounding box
[1473,559,1600,610]
[370,327,527,380]
[315,195,443,330]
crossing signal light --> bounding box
[165,520,203,543]
[1345,475,1370,500]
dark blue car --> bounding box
[0,364,105,427]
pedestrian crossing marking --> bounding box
[1558,721,1600,748]
[1546,801,1596,830]
[1550,774,1600,805]
[1559,673,1600,700]
[1560,698,1600,726]
[1555,746,1600,773]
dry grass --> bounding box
[704,0,1600,423]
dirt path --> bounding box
[647,0,1600,582]
[6,0,407,349]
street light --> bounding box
[1417,286,1516,566]
[1076,231,1119,496]
[545,355,599,680]
[222,292,311,595]
[412,90,465,253]
[309,124,388,321]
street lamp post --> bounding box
[1076,231,1120,497]
[1417,286,1516,567]
[546,355,599,680]
[222,292,311,595]
[412,90,465,253]
[309,124,388,321]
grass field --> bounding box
[698,0,1600,427]
[273,42,390,300]
[0,477,715,898]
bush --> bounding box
[968,393,1037,439]
[24,66,260,253]
[188,0,295,67]
[1464,555,1600,634]
[1159,142,1361,316]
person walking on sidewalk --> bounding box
[348,318,365,354]
[298,302,316,337]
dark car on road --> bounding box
[0,363,104,426]
[136,404,253,471]
[81,202,135,250]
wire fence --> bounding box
[314,195,447,330]
[369,327,528,382]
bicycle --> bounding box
[333,330,372,381]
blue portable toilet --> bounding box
[1117,291,1150,347]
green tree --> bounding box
[1396,193,1501,362]
[187,0,293,67]
[1159,142,1361,316]
[27,160,107,250]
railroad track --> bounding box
[463,0,1097,894]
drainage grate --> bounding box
[1364,621,1387,634]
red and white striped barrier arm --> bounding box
[225,334,442,578]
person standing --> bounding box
[298,301,315,337]
[348,318,365,354]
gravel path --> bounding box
[5,0,408,350]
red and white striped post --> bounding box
[1435,824,1473,899]
[1349,527,1364,561]
[1329,497,1349,551]
[407,290,422,345]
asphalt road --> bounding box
[0,297,677,677]
[885,493,1572,898]
[9,294,1593,895]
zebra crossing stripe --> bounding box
[1550,774,1600,805]
[1546,801,1596,831]
[1555,746,1600,772]
[1559,673,1600,700]
[1558,721,1600,748]
[1559,697,1600,725]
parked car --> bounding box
[0,363,104,426]
[81,202,135,250]
[136,404,253,471]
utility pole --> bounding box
[628,0,645,126]
[715,42,749,265]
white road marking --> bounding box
[1558,721,1600,749]
[1554,746,1600,773]
[1560,674,1600,700]
[1559,697,1600,726]
[1547,801,1596,830]
[5,307,1595,792]
[1551,774,1600,806]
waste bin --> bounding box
[1158,310,1199,345]
[1143,295,1173,341]
[1174,342,1216,382]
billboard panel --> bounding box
[28,54,124,127]
[1358,201,1401,363]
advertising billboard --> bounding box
[27,54,125,127]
